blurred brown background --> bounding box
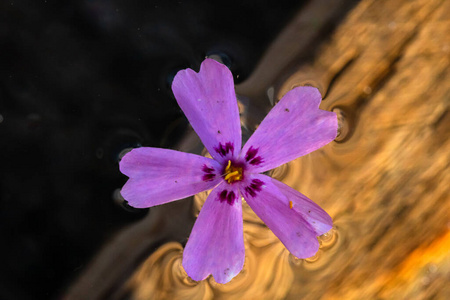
[65,0,449,299]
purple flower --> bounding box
[119,59,338,284]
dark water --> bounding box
[0,1,307,299]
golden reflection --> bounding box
[126,243,215,300]
[122,0,450,299]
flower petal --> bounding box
[241,86,337,173]
[183,183,244,284]
[271,178,333,236]
[172,59,241,164]
[241,174,332,258]
[120,147,222,208]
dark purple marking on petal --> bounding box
[226,143,234,154]
[217,189,236,205]
[244,179,264,197]
[214,142,234,157]
[249,156,263,165]
[251,179,264,189]
[245,146,264,166]
[202,164,215,174]
[202,164,216,182]
[226,191,236,205]
[202,173,216,181]
[245,146,257,161]
[219,190,228,201]
[244,186,255,197]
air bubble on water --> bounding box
[118,147,134,160]
[267,86,275,106]
[332,107,349,142]
[206,51,232,69]
[112,188,124,205]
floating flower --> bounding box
[119,58,337,284]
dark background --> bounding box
[0,1,304,299]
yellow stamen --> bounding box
[289,201,293,209]
[224,171,239,181]
[223,160,243,183]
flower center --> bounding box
[223,160,243,183]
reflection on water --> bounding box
[67,0,450,299]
